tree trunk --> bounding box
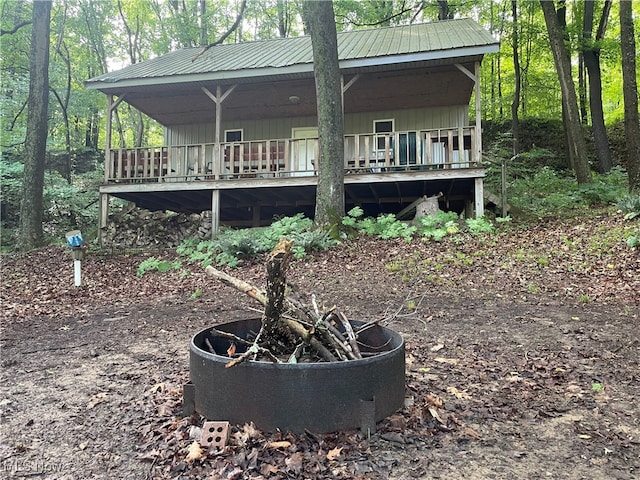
[302,0,345,226]
[620,0,640,193]
[578,1,588,125]
[437,0,452,20]
[199,0,207,45]
[578,52,587,124]
[19,0,51,250]
[540,0,592,184]
[276,0,289,37]
[583,0,613,173]
[511,1,521,155]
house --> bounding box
[85,18,499,241]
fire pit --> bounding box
[184,318,405,434]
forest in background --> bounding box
[1,0,639,249]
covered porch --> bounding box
[105,126,478,182]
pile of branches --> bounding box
[204,238,378,365]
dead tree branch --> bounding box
[205,256,338,362]
[192,0,247,62]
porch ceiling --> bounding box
[108,62,476,126]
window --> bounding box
[374,119,394,151]
[225,129,243,142]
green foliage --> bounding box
[617,194,640,248]
[0,155,103,249]
[343,208,499,242]
[466,217,496,236]
[176,214,336,267]
[482,135,567,205]
[617,195,640,220]
[0,158,24,223]
[136,256,182,276]
[414,211,460,241]
[507,167,629,219]
[626,231,640,249]
[578,168,629,205]
[341,206,364,227]
[342,208,416,241]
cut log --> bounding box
[261,238,296,353]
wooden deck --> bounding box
[105,127,478,183]
[99,126,485,232]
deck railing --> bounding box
[105,127,479,182]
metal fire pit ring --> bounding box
[184,318,405,434]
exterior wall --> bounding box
[164,106,469,146]
[344,105,468,133]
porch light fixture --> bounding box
[288,95,300,104]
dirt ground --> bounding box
[1,215,639,479]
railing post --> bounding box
[457,126,464,167]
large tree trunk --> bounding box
[19,0,51,250]
[540,0,592,184]
[583,0,613,173]
[620,0,640,193]
[302,0,345,226]
[276,0,289,38]
[511,0,521,155]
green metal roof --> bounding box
[86,18,498,90]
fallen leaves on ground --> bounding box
[2,210,638,480]
[134,373,459,479]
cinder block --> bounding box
[200,421,230,451]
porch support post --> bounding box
[104,93,127,181]
[455,63,483,165]
[474,177,484,218]
[202,85,236,178]
[105,94,113,182]
[202,86,234,231]
[211,189,220,236]
[100,93,115,247]
[252,205,261,227]
[214,85,222,178]
[98,193,109,247]
[474,61,482,165]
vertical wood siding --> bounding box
[164,107,469,146]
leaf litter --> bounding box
[0,213,638,479]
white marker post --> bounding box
[65,230,85,287]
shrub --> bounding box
[466,217,496,235]
[0,156,104,248]
[176,213,336,267]
[507,167,628,219]
[414,211,460,241]
[342,208,416,241]
[618,194,640,220]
